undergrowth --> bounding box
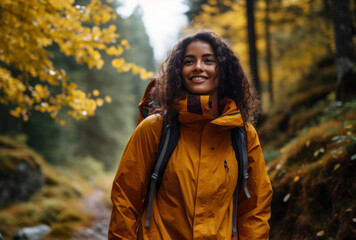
[0,136,111,240]
[267,100,356,240]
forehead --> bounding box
[184,40,214,56]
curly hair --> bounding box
[150,30,260,125]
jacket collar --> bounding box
[178,94,244,127]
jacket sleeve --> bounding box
[108,115,163,240]
[236,123,273,240]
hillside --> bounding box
[259,63,356,239]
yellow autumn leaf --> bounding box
[96,59,104,69]
[10,107,22,118]
[112,58,125,68]
[333,164,340,171]
[132,65,140,75]
[106,46,117,55]
[293,176,300,182]
[121,39,130,49]
[305,140,310,147]
[316,230,325,237]
[93,89,100,96]
[96,98,104,106]
[105,95,112,103]
[207,0,218,5]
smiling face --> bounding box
[182,40,219,96]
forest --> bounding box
[0,0,355,239]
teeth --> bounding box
[192,77,207,80]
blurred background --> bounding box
[0,0,355,239]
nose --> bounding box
[194,60,203,72]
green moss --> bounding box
[0,136,94,239]
[57,209,83,223]
[46,223,76,239]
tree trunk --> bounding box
[331,0,356,101]
[265,0,273,104]
[246,0,261,96]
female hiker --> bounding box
[109,31,272,239]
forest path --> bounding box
[71,189,111,240]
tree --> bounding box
[77,6,156,169]
[246,0,261,96]
[264,0,273,104]
[331,0,356,101]
[0,0,153,123]
[188,0,339,108]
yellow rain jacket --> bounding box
[109,88,272,239]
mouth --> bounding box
[190,76,208,82]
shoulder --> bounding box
[135,114,163,142]
[245,122,257,136]
[138,114,163,129]
[244,122,261,150]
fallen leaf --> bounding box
[283,193,291,202]
[306,140,310,147]
[314,150,319,157]
[316,230,325,237]
[346,124,353,129]
[333,164,340,171]
[294,176,300,182]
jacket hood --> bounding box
[137,78,244,128]
[178,93,244,128]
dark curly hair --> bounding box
[150,30,260,125]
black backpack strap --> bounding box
[140,100,154,119]
[231,126,251,236]
[144,115,180,229]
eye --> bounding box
[184,59,194,65]
[204,58,216,64]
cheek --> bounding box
[182,67,190,79]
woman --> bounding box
[109,31,272,239]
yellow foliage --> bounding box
[189,0,335,108]
[0,0,153,122]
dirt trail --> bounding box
[71,189,111,240]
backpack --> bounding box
[138,79,250,237]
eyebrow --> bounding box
[183,54,215,58]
